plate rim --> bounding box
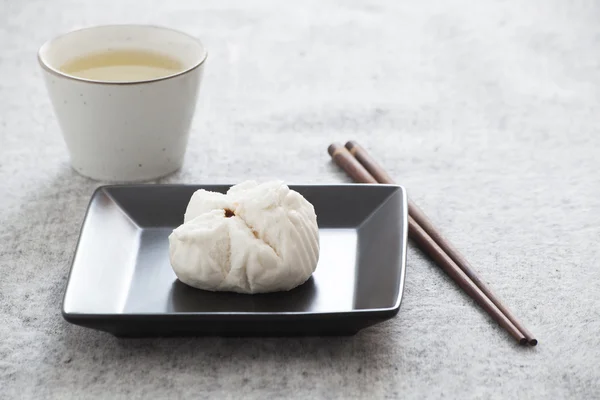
[62,183,408,319]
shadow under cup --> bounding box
[38,25,207,182]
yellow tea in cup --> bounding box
[59,49,184,82]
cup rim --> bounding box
[37,24,208,85]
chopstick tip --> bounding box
[529,339,538,346]
[345,140,357,150]
[519,338,528,345]
[327,143,343,157]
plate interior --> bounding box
[63,184,407,316]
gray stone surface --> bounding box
[1,0,599,398]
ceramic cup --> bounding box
[38,25,207,182]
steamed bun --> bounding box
[168,181,320,293]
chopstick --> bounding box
[328,142,536,346]
[344,141,537,346]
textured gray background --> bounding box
[1,0,599,398]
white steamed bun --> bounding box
[168,181,320,293]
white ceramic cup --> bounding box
[38,25,207,182]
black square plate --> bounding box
[63,184,407,337]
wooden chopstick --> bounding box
[344,141,537,346]
[327,142,530,345]
[328,144,378,184]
